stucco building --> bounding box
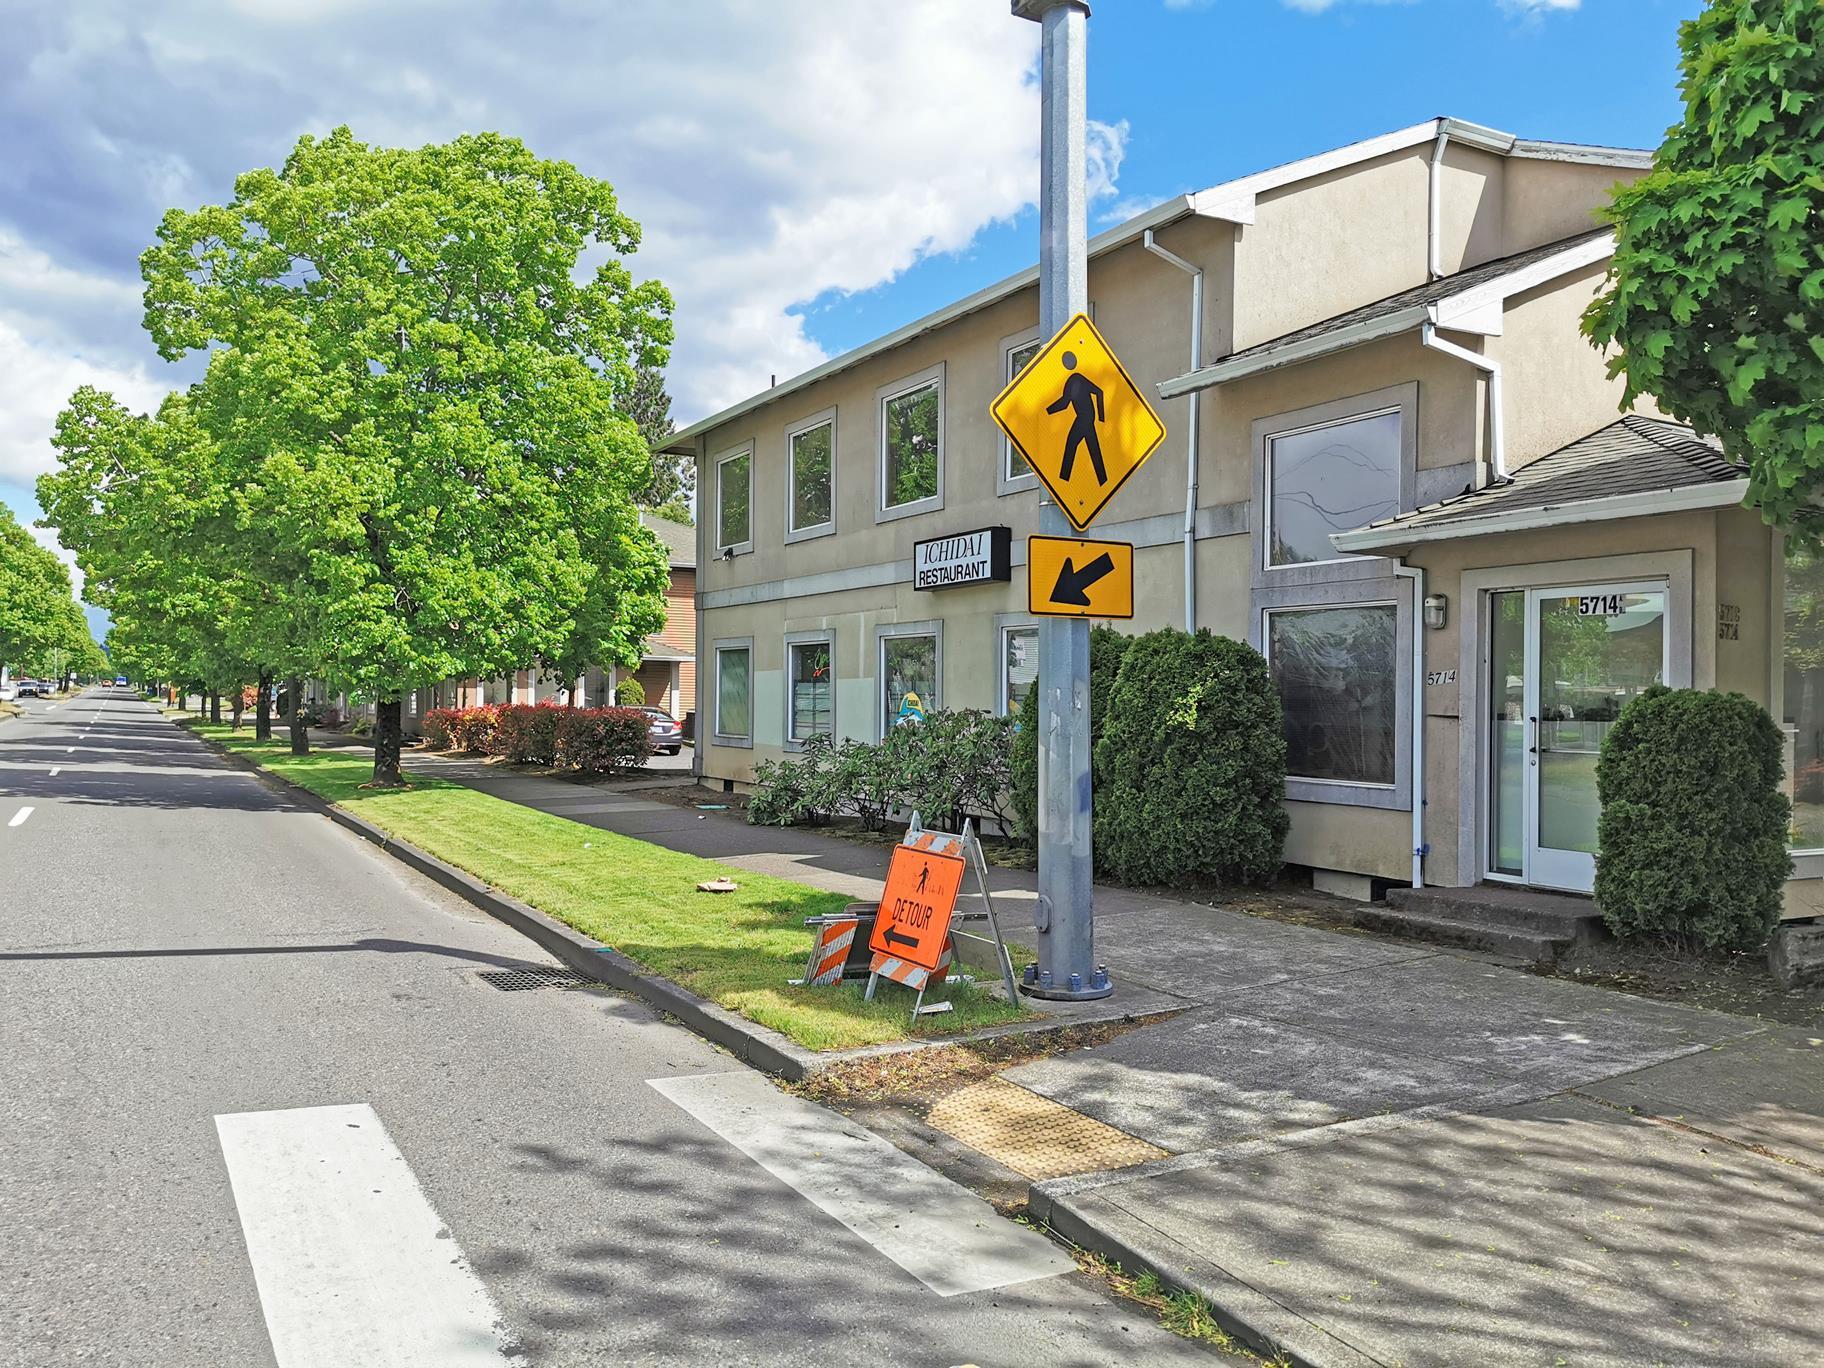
[665,117,1814,917]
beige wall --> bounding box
[691,133,1673,886]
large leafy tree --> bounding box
[0,504,99,683]
[1583,0,1823,528]
[139,127,673,783]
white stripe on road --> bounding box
[216,1104,522,1367]
[8,807,34,828]
[66,747,75,754]
[649,1070,1072,1296]
[48,766,60,777]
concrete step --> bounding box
[1352,905,1572,963]
[1385,885,1602,942]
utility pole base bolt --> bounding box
[1020,962,1113,1001]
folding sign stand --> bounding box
[863,814,1022,1023]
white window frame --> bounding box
[875,619,943,738]
[997,619,1040,717]
[783,630,836,750]
[997,327,1042,497]
[784,408,837,545]
[714,442,754,555]
[711,637,754,748]
[875,363,945,524]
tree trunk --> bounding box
[230,689,245,731]
[287,675,310,755]
[254,670,273,741]
[208,691,222,725]
[370,698,405,787]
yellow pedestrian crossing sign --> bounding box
[990,312,1166,531]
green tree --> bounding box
[1583,0,1824,528]
[626,362,693,516]
[0,507,97,682]
[139,127,673,784]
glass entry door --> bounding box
[1488,583,1668,891]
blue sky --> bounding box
[0,0,1700,639]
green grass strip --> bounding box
[195,726,1030,1050]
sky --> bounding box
[0,0,1702,637]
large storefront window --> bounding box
[1784,539,1824,849]
[1267,604,1398,786]
[881,632,938,731]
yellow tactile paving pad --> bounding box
[926,1076,1169,1180]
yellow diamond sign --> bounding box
[990,312,1166,532]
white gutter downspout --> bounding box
[1393,562,1425,888]
[1427,122,1449,281]
[1422,321,1507,485]
[1144,229,1203,631]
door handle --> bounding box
[1528,716,1539,762]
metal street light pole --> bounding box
[1014,0,1109,1000]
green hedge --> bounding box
[1094,628,1288,886]
[1595,685,1789,951]
[1011,625,1131,845]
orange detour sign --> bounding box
[989,312,1166,532]
[869,842,968,973]
[1027,535,1134,619]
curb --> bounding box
[183,723,1168,1082]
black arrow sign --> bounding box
[884,925,919,950]
[1050,552,1115,607]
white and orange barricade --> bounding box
[792,904,877,987]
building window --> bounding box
[787,414,834,537]
[880,368,943,516]
[788,639,833,744]
[1266,409,1402,568]
[1266,604,1398,786]
[1001,624,1038,717]
[1785,538,1824,850]
[714,644,751,742]
[1002,337,1042,484]
[716,447,751,552]
[880,630,939,733]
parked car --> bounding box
[640,706,683,756]
[0,683,16,703]
[15,679,43,697]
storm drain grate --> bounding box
[475,965,595,992]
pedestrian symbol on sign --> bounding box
[1047,352,1106,484]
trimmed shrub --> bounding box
[554,706,652,774]
[1595,686,1790,951]
[448,704,500,753]
[1011,626,1132,844]
[491,703,563,765]
[1095,628,1289,886]
[615,677,646,707]
[421,708,459,750]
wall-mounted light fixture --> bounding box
[1424,593,1449,630]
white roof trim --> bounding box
[1330,479,1749,553]
[668,120,1647,450]
[1158,306,1428,398]
[1160,232,1616,398]
[1511,138,1653,170]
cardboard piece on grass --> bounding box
[697,878,739,894]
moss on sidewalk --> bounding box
[195,725,1030,1050]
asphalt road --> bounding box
[0,689,1206,1367]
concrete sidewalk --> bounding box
[316,734,1822,1366]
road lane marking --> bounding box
[648,1070,1072,1296]
[215,1104,523,1367]
[8,807,34,828]
[48,766,60,777]
[66,747,75,754]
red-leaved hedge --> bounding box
[420,703,651,775]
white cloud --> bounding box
[0,1,1132,435]
[0,316,167,488]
